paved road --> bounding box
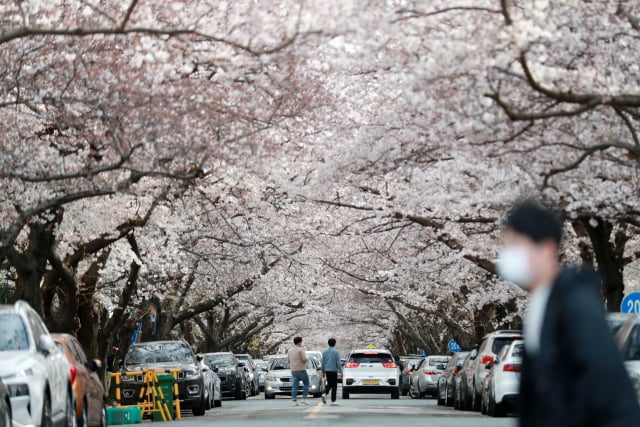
[170,393,517,427]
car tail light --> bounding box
[480,356,494,366]
[503,364,521,372]
[382,362,397,368]
[345,362,360,368]
[407,370,413,375]
[70,365,78,385]
[424,371,438,376]
[453,369,460,374]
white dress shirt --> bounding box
[524,284,552,356]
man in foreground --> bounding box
[287,336,310,406]
[321,338,343,405]
[497,200,640,426]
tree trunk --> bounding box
[573,217,628,311]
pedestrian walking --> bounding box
[321,338,343,405]
[287,336,310,406]
[497,200,640,427]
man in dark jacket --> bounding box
[497,201,640,427]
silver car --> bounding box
[255,360,268,392]
[264,357,324,399]
[409,355,450,398]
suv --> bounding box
[119,340,208,416]
[342,349,400,399]
[471,330,522,411]
[0,301,75,427]
[205,352,250,400]
[235,354,259,396]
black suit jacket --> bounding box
[520,268,640,427]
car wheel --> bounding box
[214,398,222,408]
[264,394,275,400]
[41,393,53,427]
[65,390,77,427]
[78,400,88,427]
[192,394,207,416]
[390,388,400,400]
[472,390,481,412]
[100,407,107,427]
[342,389,350,399]
[2,398,11,427]
[488,391,505,417]
[437,392,445,406]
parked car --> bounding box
[615,314,640,402]
[470,330,522,411]
[399,356,423,396]
[264,356,325,399]
[235,354,260,396]
[342,349,400,399]
[0,378,11,427]
[306,351,323,363]
[338,359,347,384]
[456,348,477,410]
[198,357,221,409]
[204,352,250,400]
[409,355,450,399]
[480,340,523,416]
[118,340,208,416]
[0,301,75,427]
[52,333,106,427]
[437,351,469,406]
[255,360,268,392]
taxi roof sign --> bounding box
[366,345,376,349]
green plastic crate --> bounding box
[106,406,142,425]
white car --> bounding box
[471,330,523,411]
[615,315,640,402]
[481,340,523,416]
[264,357,325,399]
[306,351,323,363]
[342,349,400,399]
[0,301,75,427]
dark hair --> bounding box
[328,338,337,347]
[505,200,563,245]
[293,337,303,345]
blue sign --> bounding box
[448,339,462,353]
[621,292,640,314]
[419,349,427,357]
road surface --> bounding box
[168,394,517,427]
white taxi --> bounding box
[342,348,400,399]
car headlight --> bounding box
[8,383,29,397]
[184,370,199,379]
[121,375,137,382]
[266,375,276,382]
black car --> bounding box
[204,352,250,400]
[235,354,260,396]
[0,378,11,427]
[118,340,208,416]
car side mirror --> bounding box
[485,362,493,369]
[262,368,268,372]
[39,334,55,356]
[213,366,219,373]
[117,359,124,368]
[494,357,501,365]
[202,366,210,372]
[244,367,250,372]
[88,359,101,372]
[196,354,204,361]
[456,364,463,369]
[238,362,246,368]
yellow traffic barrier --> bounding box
[110,369,183,421]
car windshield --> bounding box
[255,361,267,369]
[349,352,393,364]
[429,357,449,366]
[492,338,518,355]
[624,324,640,361]
[206,354,235,368]
[0,313,29,351]
[125,343,194,365]
[269,358,314,370]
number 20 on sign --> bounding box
[621,293,640,314]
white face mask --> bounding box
[497,246,535,289]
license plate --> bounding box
[362,380,379,385]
